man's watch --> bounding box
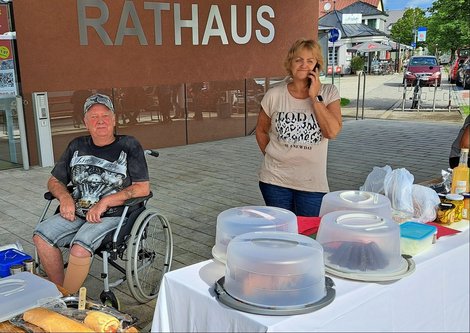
[315,95,324,103]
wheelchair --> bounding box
[34,189,173,309]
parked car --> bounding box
[449,56,468,84]
[404,55,441,87]
[449,46,470,84]
[457,57,470,89]
[439,53,451,65]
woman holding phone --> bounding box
[255,38,342,216]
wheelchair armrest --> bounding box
[124,191,153,207]
[44,191,55,200]
[44,189,153,206]
[43,185,74,201]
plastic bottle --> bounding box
[451,148,469,194]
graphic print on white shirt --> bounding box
[275,108,323,147]
[70,151,127,217]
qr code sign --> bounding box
[0,71,14,88]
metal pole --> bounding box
[15,95,30,170]
[332,41,335,85]
[402,84,407,111]
[432,81,437,112]
[361,72,366,119]
[355,74,361,120]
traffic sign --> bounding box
[328,28,341,43]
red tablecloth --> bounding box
[296,216,461,239]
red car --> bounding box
[449,56,468,84]
[450,46,470,84]
[404,56,441,87]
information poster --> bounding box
[0,39,18,98]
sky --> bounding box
[383,0,435,10]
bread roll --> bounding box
[23,307,94,332]
[84,311,120,333]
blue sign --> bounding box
[411,42,416,48]
[328,28,341,43]
[417,26,427,42]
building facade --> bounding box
[1,0,319,169]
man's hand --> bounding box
[59,196,76,222]
[84,181,150,223]
[48,176,76,222]
[85,201,108,223]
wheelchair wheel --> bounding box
[126,208,173,303]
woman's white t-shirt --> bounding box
[259,83,340,192]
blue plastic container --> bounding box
[0,248,32,277]
[400,222,437,256]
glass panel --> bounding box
[43,78,277,164]
[0,97,22,170]
[115,84,187,148]
[186,79,246,144]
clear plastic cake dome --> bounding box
[223,231,328,308]
[212,206,298,264]
[316,211,412,280]
[319,190,392,220]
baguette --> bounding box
[23,307,94,332]
[84,311,120,333]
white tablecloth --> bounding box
[152,229,470,332]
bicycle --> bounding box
[411,77,423,109]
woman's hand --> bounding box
[307,65,321,98]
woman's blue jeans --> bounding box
[259,181,326,217]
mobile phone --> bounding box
[307,64,320,88]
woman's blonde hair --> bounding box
[283,38,324,76]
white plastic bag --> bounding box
[383,168,415,214]
[360,165,392,194]
[412,184,441,223]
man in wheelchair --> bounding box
[33,93,150,294]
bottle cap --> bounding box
[446,194,464,201]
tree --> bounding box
[390,8,428,47]
[427,0,470,57]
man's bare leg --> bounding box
[33,235,65,285]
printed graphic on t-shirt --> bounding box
[70,151,127,217]
[275,109,323,148]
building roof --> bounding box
[319,0,384,17]
[319,10,387,38]
[341,2,387,16]
[385,9,406,31]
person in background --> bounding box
[255,38,342,217]
[33,93,150,293]
[449,114,470,168]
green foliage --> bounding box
[350,56,365,73]
[340,98,350,107]
[390,1,470,55]
[390,8,428,46]
[462,105,470,116]
[427,0,470,55]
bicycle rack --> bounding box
[399,79,458,112]
[355,71,366,120]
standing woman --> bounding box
[256,38,342,216]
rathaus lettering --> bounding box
[77,0,276,46]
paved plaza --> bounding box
[0,73,467,330]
